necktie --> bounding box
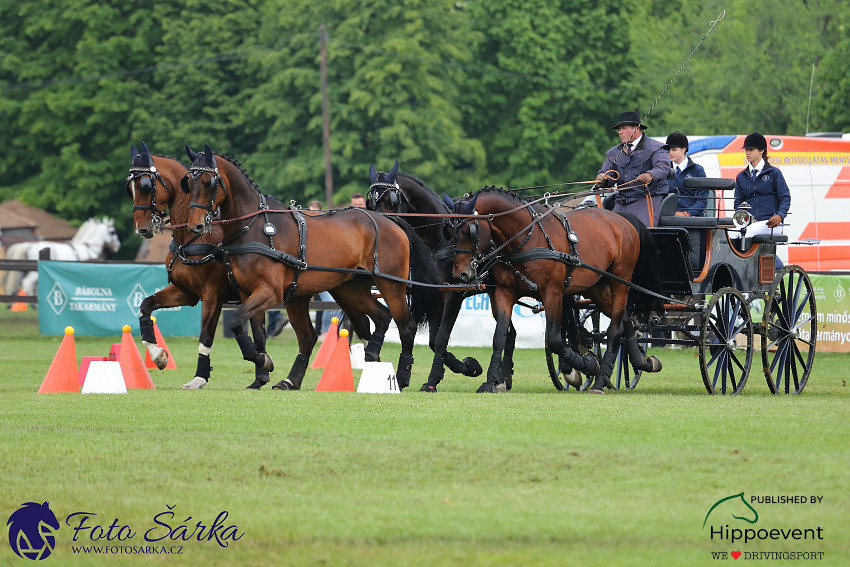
[676,167,682,180]
[752,168,758,186]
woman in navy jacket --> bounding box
[666,131,707,217]
[729,132,791,241]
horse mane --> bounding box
[152,153,186,166]
[473,185,529,206]
[214,152,261,193]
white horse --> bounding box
[17,217,122,296]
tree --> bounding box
[812,10,850,131]
[245,0,484,205]
[459,0,641,189]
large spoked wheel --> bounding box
[761,266,817,394]
[699,288,753,395]
[610,335,649,390]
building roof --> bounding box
[0,200,78,240]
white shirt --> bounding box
[625,133,643,151]
[750,159,765,176]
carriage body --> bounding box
[561,177,816,396]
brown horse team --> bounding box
[128,143,663,393]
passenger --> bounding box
[595,111,671,227]
[666,131,708,217]
[350,193,366,208]
[728,132,790,242]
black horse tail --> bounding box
[617,212,665,320]
[393,217,442,326]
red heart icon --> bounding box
[731,551,741,560]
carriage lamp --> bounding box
[733,202,752,230]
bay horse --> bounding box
[448,187,664,393]
[127,142,270,390]
[181,144,441,390]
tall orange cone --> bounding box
[10,290,28,312]
[38,326,79,394]
[144,316,177,369]
[310,316,339,369]
[118,325,155,389]
[315,328,354,392]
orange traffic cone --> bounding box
[310,316,339,369]
[144,316,177,369]
[10,290,28,312]
[118,325,155,389]
[315,329,355,392]
[38,326,79,394]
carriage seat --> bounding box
[658,177,737,228]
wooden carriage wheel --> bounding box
[761,265,817,394]
[699,287,753,395]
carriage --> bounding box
[545,176,817,396]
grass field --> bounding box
[1,307,848,566]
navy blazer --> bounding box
[734,163,791,221]
[669,158,708,216]
[598,136,671,204]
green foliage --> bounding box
[1,0,849,236]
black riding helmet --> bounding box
[742,132,767,151]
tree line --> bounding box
[1,0,847,257]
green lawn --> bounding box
[1,308,847,566]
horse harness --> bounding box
[451,200,582,293]
[127,164,172,234]
[368,179,408,213]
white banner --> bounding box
[383,295,546,348]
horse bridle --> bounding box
[127,165,172,234]
[185,156,224,233]
[368,180,407,213]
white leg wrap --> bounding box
[182,377,208,390]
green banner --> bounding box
[809,273,850,352]
[37,261,201,336]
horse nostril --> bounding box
[191,224,204,234]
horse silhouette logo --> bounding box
[703,492,759,529]
[7,502,60,560]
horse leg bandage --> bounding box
[364,331,385,362]
[235,332,274,371]
[396,354,414,390]
[272,353,309,390]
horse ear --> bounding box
[130,145,139,159]
[369,164,377,184]
[458,192,478,214]
[204,143,214,164]
[185,144,198,162]
[467,192,479,212]
[388,159,399,183]
[141,141,150,156]
[442,193,455,211]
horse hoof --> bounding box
[245,378,267,390]
[182,377,207,390]
[462,357,483,377]
[364,352,381,363]
[153,350,170,370]
[649,355,662,372]
[271,379,298,391]
[261,354,274,372]
[564,369,582,388]
[419,383,437,392]
[495,382,508,393]
[476,383,498,393]
[588,387,605,395]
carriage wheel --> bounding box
[699,288,753,395]
[611,335,650,391]
[761,266,817,394]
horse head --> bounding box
[7,501,60,560]
[127,142,179,238]
[445,191,487,283]
[88,217,122,254]
[367,160,405,213]
[182,143,226,234]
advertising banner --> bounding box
[37,261,200,336]
[809,273,850,352]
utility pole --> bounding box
[319,24,334,209]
